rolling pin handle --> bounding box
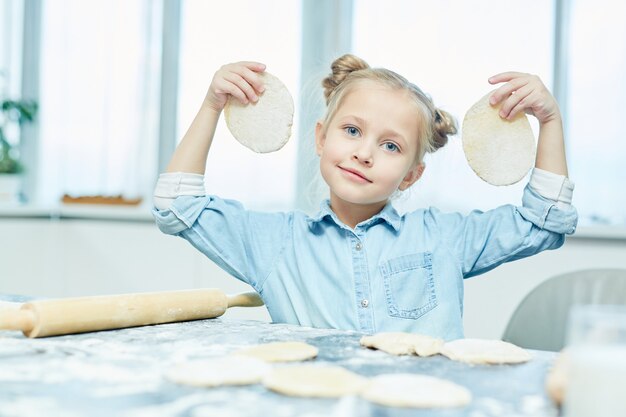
[0,308,36,333]
[227,292,264,308]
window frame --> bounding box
[11,0,626,238]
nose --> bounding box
[352,142,373,166]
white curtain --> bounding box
[177,0,301,212]
[567,0,626,226]
[0,0,24,100]
[37,0,162,204]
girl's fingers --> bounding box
[234,61,267,94]
[499,84,533,119]
[216,79,249,104]
[239,61,267,72]
[488,72,556,123]
[224,72,259,103]
[488,71,528,84]
[239,66,266,95]
[489,77,528,105]
[223,62,267,101]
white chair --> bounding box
[502,269,626,351]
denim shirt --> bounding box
[153,184,577,340]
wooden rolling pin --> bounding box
[0,289,264,338]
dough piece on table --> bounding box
[462,92,536,186]
[234,341,318,362]
[361,374,472,408]
[545,349,569,406]
[224,71,294,153]
[360,332,444,356]
[441,338,531,365]
[165,356,270,387]
[263,365,367,398]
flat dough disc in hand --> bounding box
[234,341,318,362]
[361,374,472,408]
[441,338,531,365]
[224,71,294,153]
[263,365,367,398]
[462,92,536,186]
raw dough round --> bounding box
[360,332,443,356]
[545,349,569,406]
[165,356,270,387]
[234,341,318,362]
[441,338,531,365]
[224,71,294,153]
[361,374,472,408]
[462,92,536,186]
[263,365,367,398]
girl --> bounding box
[153,55,577,340]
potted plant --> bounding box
[0,98,37,202]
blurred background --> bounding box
[1,0,625,339]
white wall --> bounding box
[0,216,271,322]
[463,237,626,338]
[2,216,625,338]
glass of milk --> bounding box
[563,305,626,417]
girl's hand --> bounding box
[488,72,561,125]
[203,61,266,113]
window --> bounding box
[10,0,626,229]
[352,0,555,215]
[0,0,25,147]
[37,0,162,204]
[566,0,626,226]
[177,0,301,211]
[0,0,23,98]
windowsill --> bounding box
[0,202,154,222]
[569,225,626,241]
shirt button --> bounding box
[361,299,369,308]
[355,242,362,251]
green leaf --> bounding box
[1,99,38,124]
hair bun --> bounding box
[431,108,458,151]
[322,54,370,103]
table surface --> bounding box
[0,296,559,417]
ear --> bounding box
[315,121,325,156]
[398,163,425,191]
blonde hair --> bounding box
[321,54,457,163]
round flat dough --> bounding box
[224,71,294,153]
[441,338,531,365]
[462,92,536,186]
[165,356,270,387]
[360,332,444,356]
[545,349,569,406]
[234,341,318,362]
[361,374,472,408]
[263,365,367,398]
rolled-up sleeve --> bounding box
[517,185,578,235]
[152,195,291,291]
[153,195,211,234]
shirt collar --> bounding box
[306,199,402,232]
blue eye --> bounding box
[345,126,359,136]
[383,142,399,152]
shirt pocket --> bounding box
[379,252,437,320]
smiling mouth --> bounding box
[338,166,372,183]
